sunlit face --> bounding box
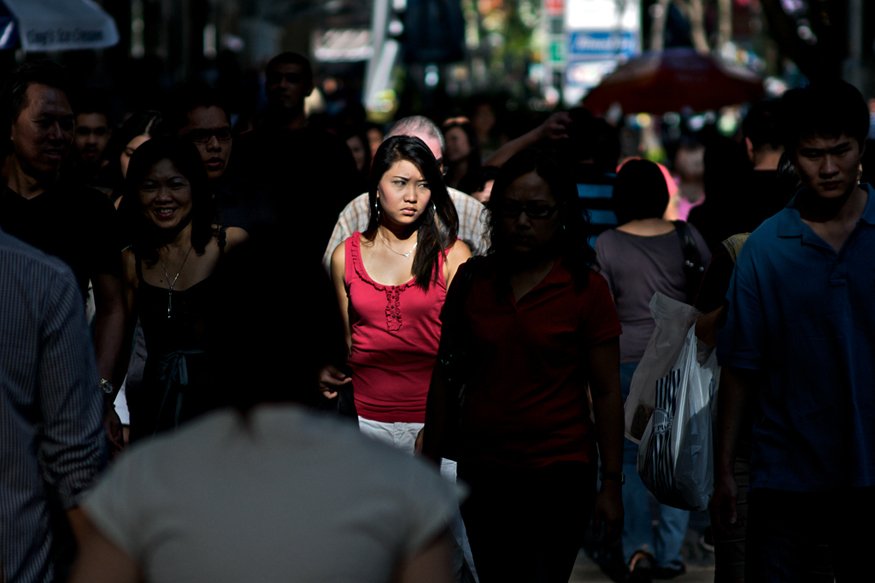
[793,134,863,201]
[377,159,431,228]
[180,106,232,180]
[138,158,193,231]
[444,126,471,163]
[73,112,111,164]
[496,170,561,256]
[10,83,74,176]
[265,63,312,111]
[120,134,151,179]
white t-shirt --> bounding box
[83,405,461,583]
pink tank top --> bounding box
[345,232,447,422]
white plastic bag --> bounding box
[636,320,720,511]
[624,292,700,444]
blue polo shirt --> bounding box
[718,184,875,492]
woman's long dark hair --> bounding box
[118,136,215,264]
[364,135,459,290]
[487,145,596,288]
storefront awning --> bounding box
[0,0,118,52]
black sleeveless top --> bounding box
[127,228,226,441]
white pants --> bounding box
[357,417,479,582]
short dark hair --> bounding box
[164,82,231,135]
[613,158,670,224]
[567,107,621,172]
[71,87,112,119]
[779,80,869,154]
[207,232,346,415]
[742,98,783,152]
[119,136,215,262]
[265,51,313,82]
[0,60,72,156]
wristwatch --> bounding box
[601,471,625,485]
[99,377,115,396]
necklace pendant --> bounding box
[167,291,173,319]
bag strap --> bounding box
[672,220,705,303]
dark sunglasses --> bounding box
[497,203,559,219]
[185,128,232,145]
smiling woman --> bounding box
[117,136,247,441]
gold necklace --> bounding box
[380,232,417,258]
[159,245,194,318]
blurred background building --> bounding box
[0,1,872,124]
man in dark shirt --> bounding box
[234,52,359,262]
[0,60,125,444]
[165,83,273,237]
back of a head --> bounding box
[779,80,870,154]
[207,232,345,414]
[567,107,621,172]
[742,98,783,152]
[613,158,670,224]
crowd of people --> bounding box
[0,48,873,583]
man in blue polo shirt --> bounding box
[713,80,875,581]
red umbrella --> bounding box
[582,47,765,115]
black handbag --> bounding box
[425,257,480,461]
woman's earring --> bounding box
[374,198,382,221]
[432,202,437,213]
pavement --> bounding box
[571,517,715,583]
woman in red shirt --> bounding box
[424,146,624,583]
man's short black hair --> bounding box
[742,98,782,152]
[163,82,231,135]
[780,80,869,154]
[265,51,313,82]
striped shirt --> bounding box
[322,187,490,272]
[0,229,107,583]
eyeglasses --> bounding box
[185,128,232,145]
[497,203,559,219]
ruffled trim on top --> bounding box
[349,232,416,331]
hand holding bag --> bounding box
[633,294,720,511]
[624,292,700,444]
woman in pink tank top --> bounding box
[319,135,471,453]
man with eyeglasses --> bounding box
[168,83,274,238]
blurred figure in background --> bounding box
[66,88,114,194]
[442,115,484,196]
[235,51,359,266]
[596,158,711,582]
